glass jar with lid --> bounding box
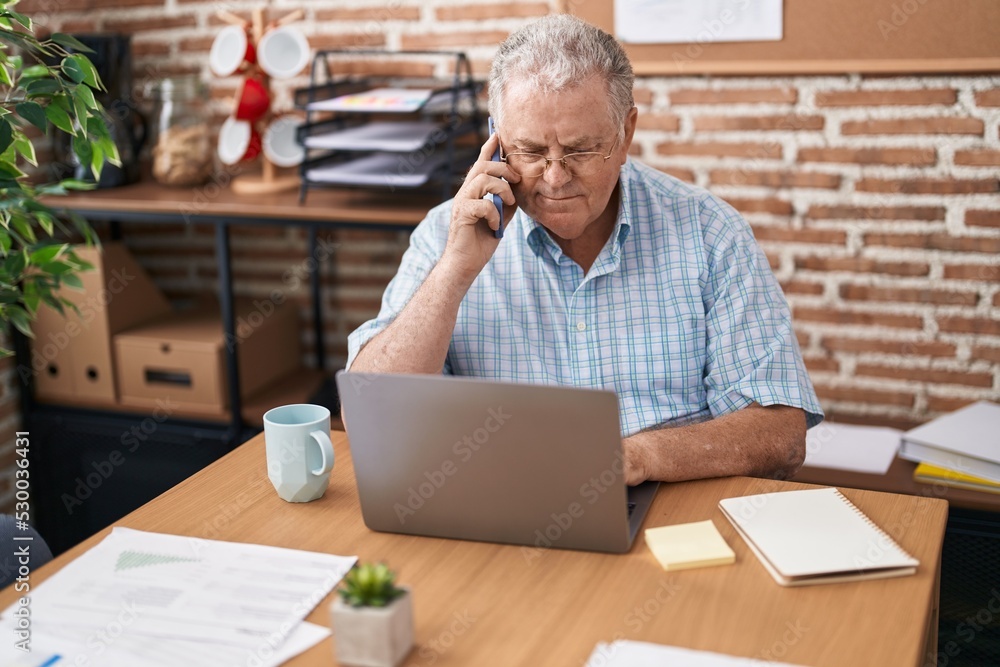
[145,76,213,187]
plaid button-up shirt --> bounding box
[348,159,823,435]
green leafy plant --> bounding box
[338,562,406,608]
[0,0,119,355]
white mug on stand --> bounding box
[264,404,335,502]
[263,114,305,167]
[257,24,310,80]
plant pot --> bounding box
[331,587,414,667]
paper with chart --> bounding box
[615,0,783,44]
[0,618,330,667]
[0,527,354,665]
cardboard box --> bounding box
[30,243,172,404]
[114,298,301,417]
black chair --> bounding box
[0,515,53,590]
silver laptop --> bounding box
[335,371,659,554]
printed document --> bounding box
[0,528,355,666]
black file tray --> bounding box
[294,50,483,203]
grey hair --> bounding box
[488,14,635,142]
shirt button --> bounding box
[576,321,586,332]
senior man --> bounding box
[347,14,823,485]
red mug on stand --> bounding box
[234,75,270,122]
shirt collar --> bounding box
[519,160,634,264]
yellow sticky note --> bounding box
[644,520,735,572]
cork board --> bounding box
[569,0,1000,75]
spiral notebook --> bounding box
[718,487,919,586]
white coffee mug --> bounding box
[209,24,254,78]
[257,25,310,80]
[217,116,261,165]
[263,114,305,167]
[264,404,335,502]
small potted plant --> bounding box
[331,562,414,667]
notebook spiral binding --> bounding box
[831,488,918,562]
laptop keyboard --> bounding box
[627,501,636,518]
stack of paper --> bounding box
[802,421,901,474]
[306,151,450,188]
[0,528,356,667]
[306,88,435,113]
[304,121,441,152]
[420,87,477,114]
[305,87,476,115]
[913,462,1000,495]
[899,401,1000,483]
[586,640,807,666]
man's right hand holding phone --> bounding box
[440,130,520,291]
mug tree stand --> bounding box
[231,158,300,196]
[219,7,302,196]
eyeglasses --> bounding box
[499,138,617,178]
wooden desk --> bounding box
[2,433,949,667]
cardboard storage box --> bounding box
[30,243,172,404]
[114,298,300,417]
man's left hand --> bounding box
[622,436,650,486]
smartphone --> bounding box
[487,117,504,239]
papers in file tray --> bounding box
[307,87,435,112]
[306,151,450,188]
[305,121,442,152]
[421,86,476,113]
[306,87,476,114]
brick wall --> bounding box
[630,78,1000,429]
[2,0,998,510]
